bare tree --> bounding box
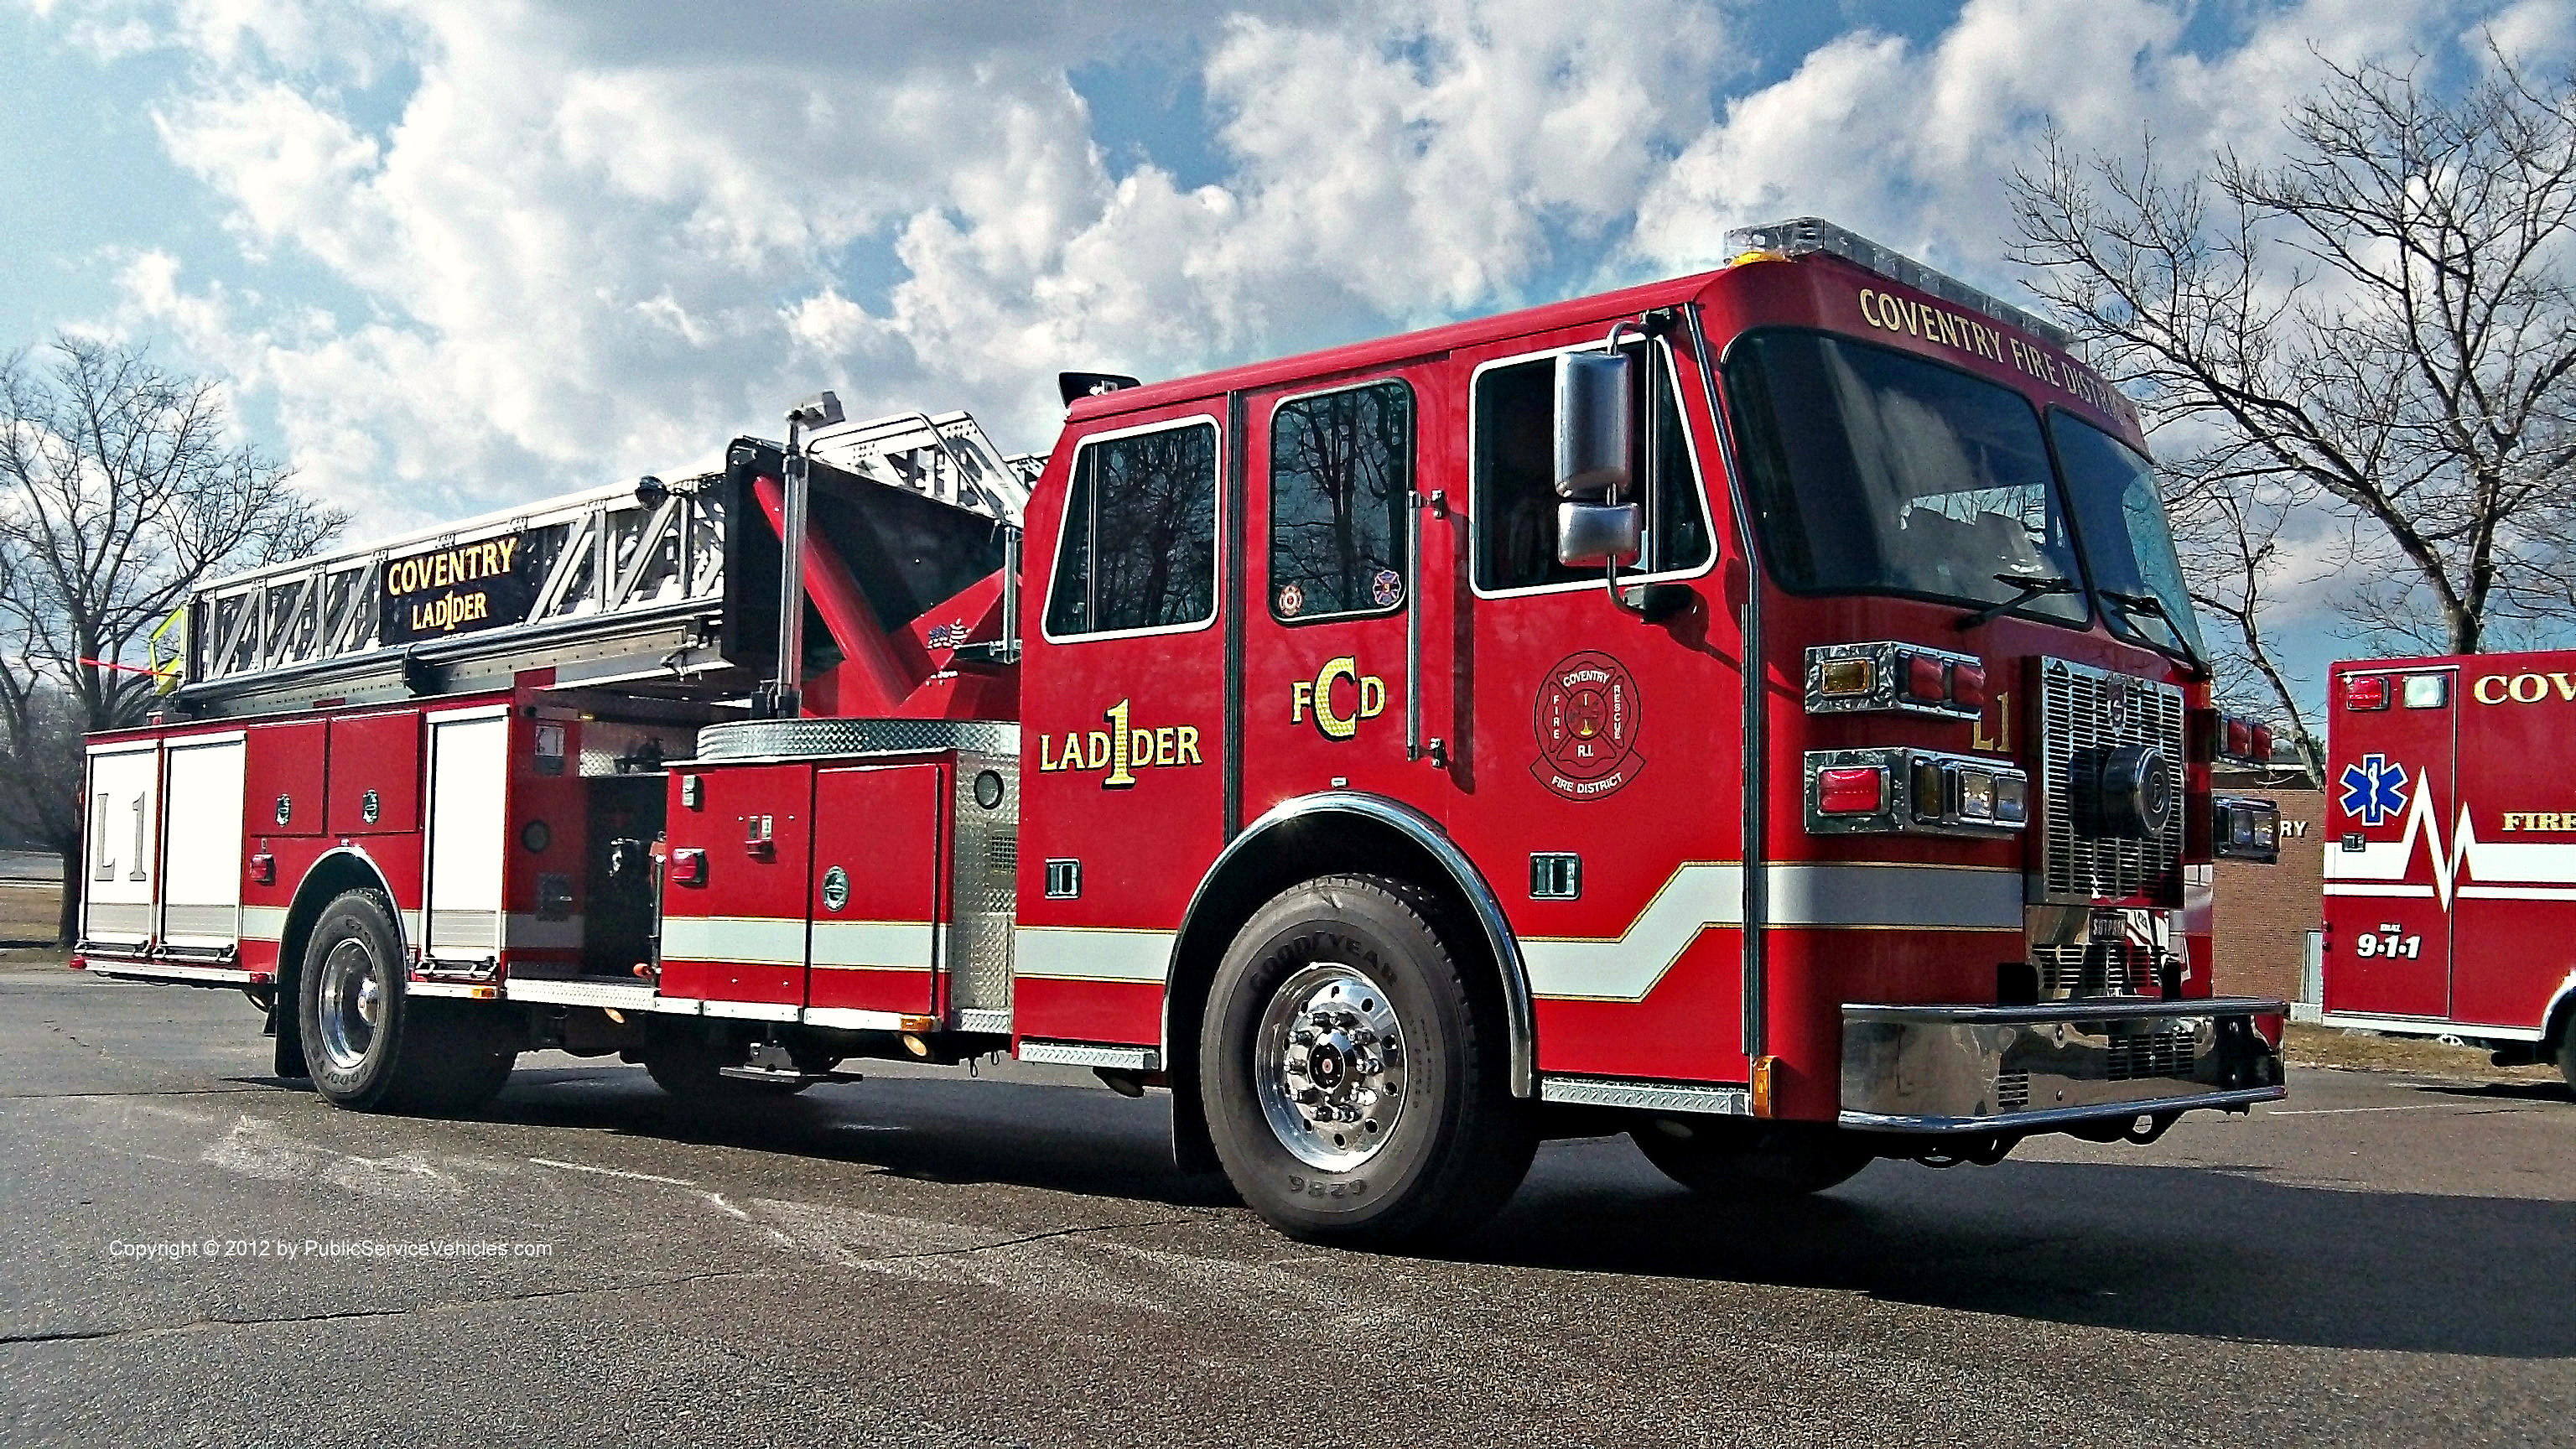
[0,335,345,943]
[2009,49,2576,724]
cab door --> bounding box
[1446,329,1747,1082]
[1239,374,1440,817]
[2322,664,2456,1020]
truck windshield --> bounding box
[2045,410,2207,662]
[1723,329,2205,663]
[1722,330,2088,626]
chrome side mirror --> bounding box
[1557,500,1642,567]
[1554,350,1638,567]
[1554,351,1632,501]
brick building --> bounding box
[2210,785,2324,1003]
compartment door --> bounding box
[82,741,160,947]
[2322,664,2456,1019]
[423,707,510,967]
[809,763,945,1019]
[161,735,247,950]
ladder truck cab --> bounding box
[79,218,2288,1246]
[2321,650,2576,1089]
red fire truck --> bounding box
[2321,650,2576,1087]
[76,218,2288,1245]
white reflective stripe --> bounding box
[241,906,290,943]
[812,920,936,971]
[2454,885,2576,901]
[1768,862,2022,932]
[1523,862,2023,1002]
[661,916,808,965]
[1523,863,1742,1001]
[2324,882,2435,897]
[2321,777,2576,906]
[1012,927,1171,983]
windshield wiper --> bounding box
[2100,588,2208,673]
[1956,571,2078,631]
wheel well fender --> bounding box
[273,848,402,1074]
[1159,792,1535,1101]
[2543,971,2576,1063]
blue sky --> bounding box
[3,0,2568,723]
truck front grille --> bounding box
[2032,938,2160,997]
[2036,657,2185,903]
[2105,1030,2196,1082]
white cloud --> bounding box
[24,0,2552,551]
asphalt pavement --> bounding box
[3,964,2570,1447]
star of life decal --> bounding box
[2338,753,2409,828]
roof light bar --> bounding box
[1724,216,2075,350]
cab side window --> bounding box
[1046,421,1219,636]
[1269,382,1413,621]
[1472,345,1711,593]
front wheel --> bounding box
[1200,875,1534,1249]
[1629,1119,1873,1197]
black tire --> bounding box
[1629,1119,1873,1197]
[298,888,517,1115]
[641,1021,808,1100]
[1199,875,1535,1249]
[2558,1012,2575,1097]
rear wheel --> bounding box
[299,888,517,1114]
[1200,875,1535,1248]
[2558,1012,2576,1097]
[1630,1119,1873,1197]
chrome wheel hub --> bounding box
[315,937,384,1072]
[1255,964,1407,1171]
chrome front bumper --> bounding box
[1839,996,2286,1134]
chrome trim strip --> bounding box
[1538,1077,1751,1115]
[504,978,662,1010]
[700,999,801,1022]
[1165,791,1535,1097]
[1844,995,2287,1026]
[405,980,489,1000]
[1841,1086,2284,1135]
[1682,300,1767,1061]
[84,962,257,986]
[1018,1040,1160,1072]
[803,1005,913,1031]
